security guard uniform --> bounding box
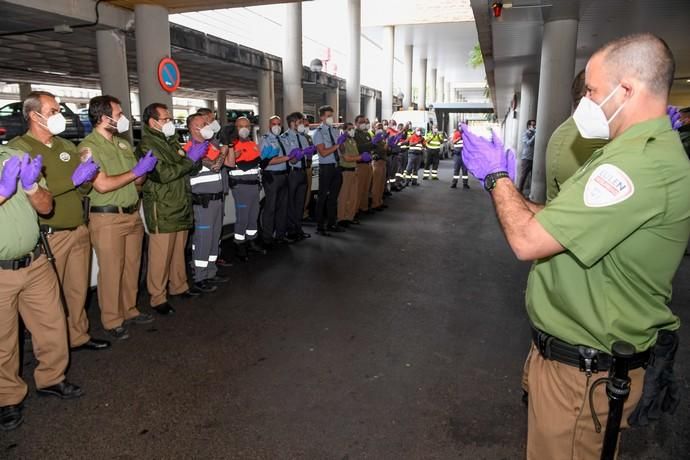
[337,135,359,222]
[281,128,310,239]
[8,134,94,348]
[354,128,374,212]
[450,129,469,189]
[0,146,70,408]
[371,136,388,209]
[78,131,145,331]
[302,132,315,219]
[258,132,289,243]
[525,116,690,459]
[137,125,201,309]
[187,140,225,284]
[312,123,343,230]
[229,137,262,258]
[423,131,444,180]
[405,131,425,186]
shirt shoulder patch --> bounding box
[583,163,635,208]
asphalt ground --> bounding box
[2,159,689,459]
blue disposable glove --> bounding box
[359,152,373,163]
[668,106,682,131]
[0,155,21,199]
[460,124,507,184]
[260,144,279,160]
[336,132,348,145]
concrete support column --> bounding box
[326,84,339,120]
[217,90,227,127]
[429,68,437,105]
[18,83,32,101]
[418,58,427,110]
[258,70,275,134]
[530,0,579,203]
[365,95,376,122]
[382,25,395,120]
[97,29,132,138]
[135,4,173,116]
[346,0,361,121]
[445,81,451,103]
[438,75,445,106]
[283,1,303,118]
[403,45,413,109]
[517,72,539,158]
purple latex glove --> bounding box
[460,124,507,184]
[132,150,158,178]
[0,155,21,198]
[19,153,42,191]
[71,157,100,187]
[372,132,386,144]
[668,105,682,131]
[288,148,302,161]
[305,145,318,156]
[336,132,348,145]
[505,148,516,182]
[359,152,373,163]
[186,141,209,162]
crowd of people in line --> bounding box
[0,91,468,431]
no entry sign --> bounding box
[158,57,180,93]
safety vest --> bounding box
[231,138,261,173]
[452,131,463,148]
[426,133,443,148]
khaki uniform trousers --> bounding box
[526,344,644,460]
[0,255,68,406]
[356,163,373,212]
[47,225,91,348]
[303,166,313,219]
[337,170,359,222]
[89,212,144,330]
[371,159,387,209]
[147,230,190,307]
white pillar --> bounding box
[445,81,451,103]
[217,90,227,127]
[365,95,376,122]
[418,58,427,110]
[135,4,173,117]
[429,68,437,105]
[327,83,339,120]
[97,29,132,127]
[283,2,303,118]
[517,72,539,157]
[437,75,444,106]
[346,0,361,121]
[530,1,579,203]
[382,25,395,120]
[258,69,275,134]
[403,45,413,109]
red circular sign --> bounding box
[158,57,181,93]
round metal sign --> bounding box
[158,57,181,93]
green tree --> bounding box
[468,43,484,69]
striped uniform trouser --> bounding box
[192,198,223,282]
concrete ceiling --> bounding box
[109,0,300,14]
[473,0,690,117]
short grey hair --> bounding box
[23,90,56,121]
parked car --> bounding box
[0,101,85,142]
[77,108,93,135]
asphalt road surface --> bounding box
[3,160,688,459]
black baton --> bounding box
[600,341,635,460]
[39,230,69,317]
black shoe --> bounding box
[384,191,392,196]
[299,232,311,239]
[316,228,331,236]
[180,287,203,297]
[381,204,389,209]
[374,206,384,212]
[412,180,419,186]
[463,183,470,190]
[125,313,154,325]
[234,242,249,262]
[350,219,361,225]
[432,176,439,181]
[207,275,229,284]
[422,176,429,180]
[327,225,346,233]
[37,381,83,400]
[522,390,529,406]
[0,404,23,431]
[216,258,233,268]
[247,240,267,255]
[194,280,218,293]
[152,302,176,316]
[71,338,111,352]
[106,326,130,340]
[338,220,351,228]
[450,182,457,189]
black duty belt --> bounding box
[91,205,138,214]
[39,224,80,234]
[288,166,305,172]
[320,163,337,168]
[339,166,356,172]
[192,192,224,202]
[233,179,260,185]
[263,170,288,175]
[356,161,370,165]
[532,327,650,374]
[0,244,41,271]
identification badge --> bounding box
[178,149,186,157]
[59,152,71,162]
[583,164,635,208]
[118,142,127,150]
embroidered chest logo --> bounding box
[59,152,71,162]
[583,164,635,208]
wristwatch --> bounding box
[484,171,510,192]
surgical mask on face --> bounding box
[325,116,334,126]
[297,124,307,134]
[271,125,282,136]
[159,120,176,137]
[376,129,383,135]
[238,127,250,139]
[348,129,355,138]
[358,123,367,130]
[107,115,130,133]
[209,120,221,133]
[573,84,626,139]
[365,123,371,130]
[416,130,422,136]
[37,112,66,135]
[199,125,215,140]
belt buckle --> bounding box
[578,346,600,375]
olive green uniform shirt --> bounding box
[78,131,139,207]
[0,146,40,259]
[545,116,608,203]
[528,117,690,353]
[339,138,359,168]
[9,134,88,228]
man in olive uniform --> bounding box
[0,148,83,431]
[79,95,159,340]
[370,122,389,211]
[462,34,689,459]
[337,122,366,226]
[353,115,374,215]
[9,91,109,351]
[138,103,204,316]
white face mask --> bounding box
[107,115,130,133]
[573,84,626,140]
[365,123,371,130]
[200,125,215,140]
[238,127,250,139]
[37,112,66,135]
[358,123,367,131]
[375,129,383,135]
[348,129,355,138]
[159,120,176,137]
[325,116,334,126]
[297,124,307,134]
[271,125,282,136]
[208,120,221,133]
